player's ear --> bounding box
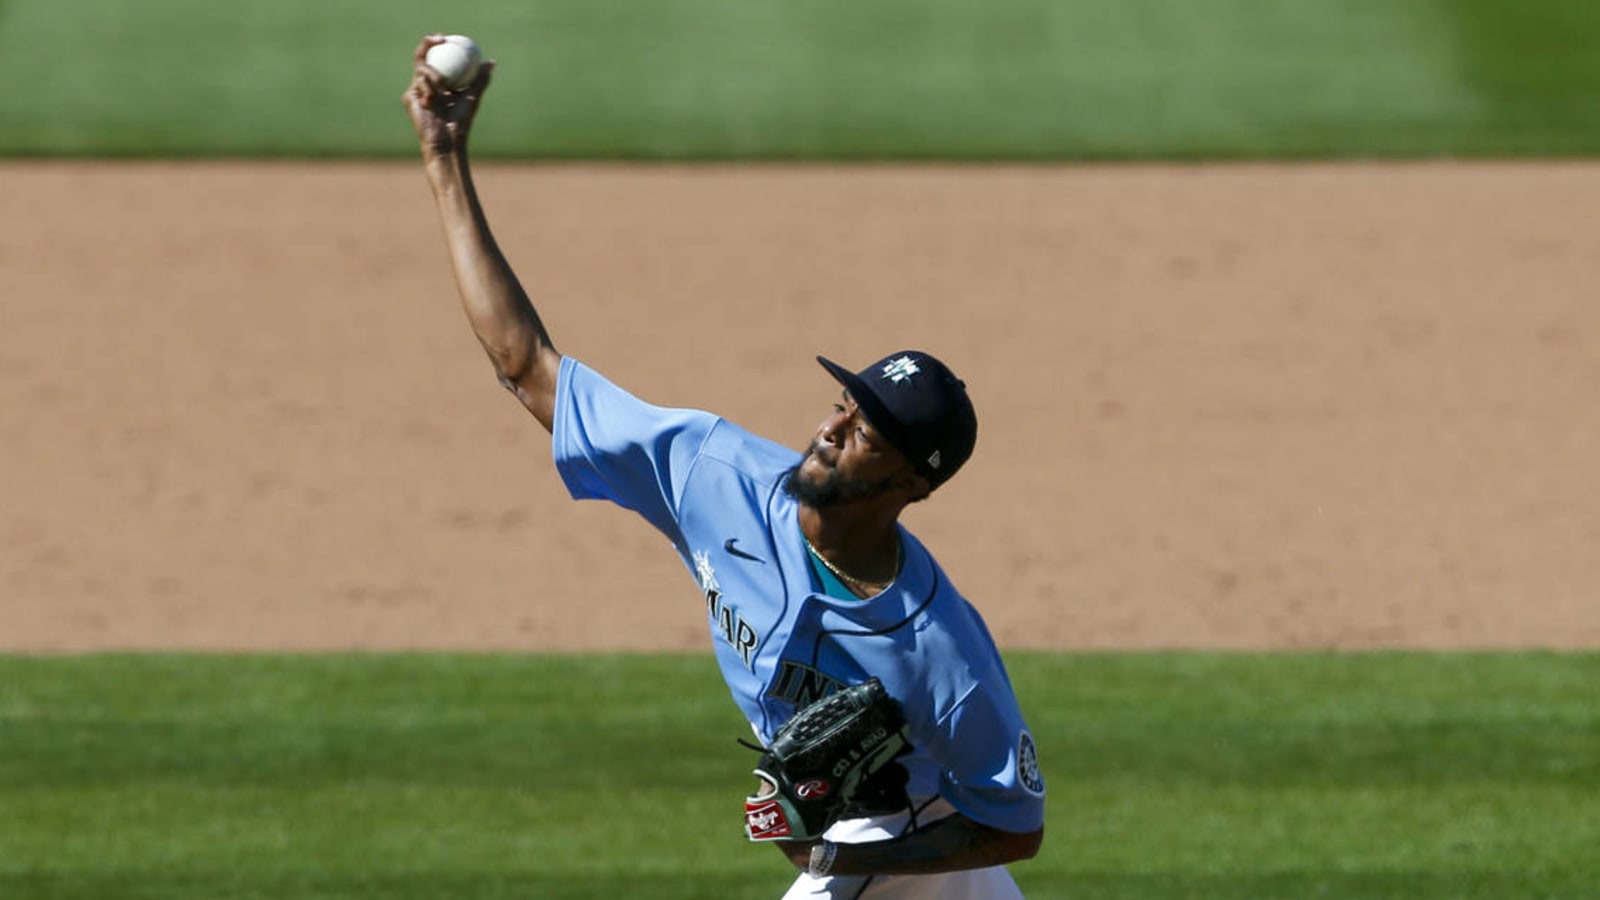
[896,470,932,504]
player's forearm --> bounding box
[797,815,1043,878]
[425,152,560,427]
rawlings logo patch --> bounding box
[744,799,792,840]
[794,779,832,800]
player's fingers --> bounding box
[401,73,431,110]
[412,33,445,66]
[403,77,456,130]
[412,61,449,94]
[465,59,495,98]
[405,81,436,117]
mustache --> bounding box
[803,441,837,465]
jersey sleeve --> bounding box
[551,356,717,541]
[933,681,1047,834]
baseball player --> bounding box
[402,37,1045,899]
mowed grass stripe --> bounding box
[2,0,1597,158]
[2,652,1597,898]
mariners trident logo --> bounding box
[698,549,759,671]
[694,550,719,594]
[1018,731,1045,796]
[880,356,921,383]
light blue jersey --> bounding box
[552,357,1045,834]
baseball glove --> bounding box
[742,677,911,842]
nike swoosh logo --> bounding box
[724,538,765,563]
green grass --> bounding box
[2,653,1597,899]
[2,0,1599,159]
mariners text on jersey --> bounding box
[698,549,758,669]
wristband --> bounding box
[807,840,838,878]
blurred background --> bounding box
[2,3,1599,897]
[1,0,1597,160]
[3,0,1598,651]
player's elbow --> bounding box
[491,347,561,431]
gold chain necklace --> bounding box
[803,535,901,591]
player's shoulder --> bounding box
[693,414,803,483]
[560,357,794,461]
[559,356,704,414]
[901,533,990,626]
[900,539,1014,675]
[555,356,728,448]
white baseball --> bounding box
[424,35,482,90]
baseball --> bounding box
[424,35,482,90]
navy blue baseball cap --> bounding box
[816,351,978,491]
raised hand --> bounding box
[401,35,496,159]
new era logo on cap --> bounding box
[816,350,978,491]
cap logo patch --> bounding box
[881,356,921,384]
[927,450,942,469]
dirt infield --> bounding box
[3,161,1597,652]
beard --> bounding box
[782,445,895,509]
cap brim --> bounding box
[815,356,911,460]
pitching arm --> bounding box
[778,813,1043,877]
[402,36,562,431]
